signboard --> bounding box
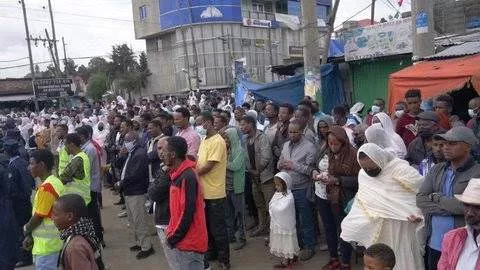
[343,17,412,61]
[415,11,428,34]
[288,46,304,58]
[159,0,242,30]
[243,18,272,28]
[33,78,73,98]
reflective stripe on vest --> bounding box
[32,175,64,256]
[63,151,91,205]
[58,147,70,176]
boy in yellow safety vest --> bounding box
[23,149,65,270]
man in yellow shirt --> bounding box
[23,150,65,270]
[196,111,230,269]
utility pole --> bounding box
[301,0,321,100]
[47,0,61,74]
[20,0,39,112]
[268,27,274,82]
[411,0,435,61]
[44,29,60,75]
[188,0,200,90]
[371,0,376,25]
[181,27,193,92]
[322,0,341,65]
[62,37,68,75]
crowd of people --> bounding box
[0,88,480,270]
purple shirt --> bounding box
[176,125,201,157]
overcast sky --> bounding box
[0,0,411,79]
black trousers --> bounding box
[425,246,441,270]
[205,198,230,265]
[88,191,104,242]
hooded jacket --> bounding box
[166,159,208,253]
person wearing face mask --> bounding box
[341,143,425,270]
[114,131,154,259]
[364,98,385,126]
[406,112,444,166]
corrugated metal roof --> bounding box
[435,31,480,46]
[425,41,480,59]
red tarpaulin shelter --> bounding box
[388,54,480,110]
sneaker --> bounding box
[298,249,315,261]
[322,258,341,270]
[129,245,141,252]
[117,211,127,218]
[113,199,125,205]
[136,248,155,259]
[232,240,245,250]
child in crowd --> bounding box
[363,243,396,270]
[269,172,299,268]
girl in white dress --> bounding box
[269,172,300,268]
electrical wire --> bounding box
[0,57,29,63]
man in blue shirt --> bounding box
[417,127,480,270]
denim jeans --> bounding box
[225,191,246,243]
[34,253,59,270]
[205,198,230,265]
[292,188,317,250]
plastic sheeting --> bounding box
[235,75,304,106]
[319,63,346,114]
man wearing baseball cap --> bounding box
[407,111,444,166]
[417,127,480,270]
[437,178,480,269]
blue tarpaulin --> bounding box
[319,63,346,114]
[236,74,304,106]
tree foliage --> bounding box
[87,73,108,100]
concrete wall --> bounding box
[142,22,312,96]
[132,0,161,39]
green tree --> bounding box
[87,72,108,100]
[64,58,77,76]
[88,57,110,74]
[77,64,89,81]
[138,52,151,89]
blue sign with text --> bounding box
[159,0,242,30]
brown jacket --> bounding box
[62,236,98,270]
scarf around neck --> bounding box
[60,217,100,251]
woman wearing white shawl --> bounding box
[269,172,299,265]
[372,112,407,157]
[93,121,109,147]
[365,124,406,159]
[340,143,425,270]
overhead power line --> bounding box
[0,57,30,63]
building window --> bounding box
[252,2,265,12]
[139,5,147,21]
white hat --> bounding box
[455,178,480,206]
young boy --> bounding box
[52,194,103,270]
[363,243,396,270]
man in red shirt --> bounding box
[396,89,422,147]
[159,136,208,269]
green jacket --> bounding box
[225,128,245,194]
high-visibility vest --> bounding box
[58,146,70,176]
[31,175,65,256]
[63,151,91,205]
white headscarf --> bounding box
[269,172,296,232]
[372,112,407,158]
[365,124,405,159]
[341,143,424,247]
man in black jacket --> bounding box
[115,131,154,260]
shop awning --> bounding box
[388,54,480,110]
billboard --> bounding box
[343,18,412,61]
[159,0,242,30]
[33,78,73,99]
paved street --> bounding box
[25,189,363,270]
